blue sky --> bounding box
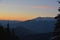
[0,0,58,21]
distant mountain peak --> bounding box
[31,17,54,21]
[24,17,55,22]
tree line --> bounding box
[0,22,19,40]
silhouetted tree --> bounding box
[0,23,4,40]
[50,1,60,40]
[53,14,60,40]
[50,15,60,40]
[0,21,19,40]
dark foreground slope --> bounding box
[0,24,19,40]
[19,33,52,40]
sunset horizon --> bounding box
[0,0,57,21]
[0,0,60,40]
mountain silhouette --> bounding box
[0,17,56,40]
[0,17,56,33]
[19,17,56,33]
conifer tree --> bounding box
[0,24,4,40]
[52,14,60,40]
[50,1,60,40]
[0,21,19,40]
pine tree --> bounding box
[0,24,4,40]
[52,14,60,40]
[0,21,19,40]
[6,21,11,40]
[6,21,19,40]
[50,1,60,40]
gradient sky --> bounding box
[0,0,58,21]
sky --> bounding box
[0,0,58,21]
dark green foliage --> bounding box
[0,23,19,40]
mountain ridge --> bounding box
[0,17,56,33]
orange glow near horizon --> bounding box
[0,0,57,21]
[0,12,56,21]
[0,16,36,21]
[0,17,27,21]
